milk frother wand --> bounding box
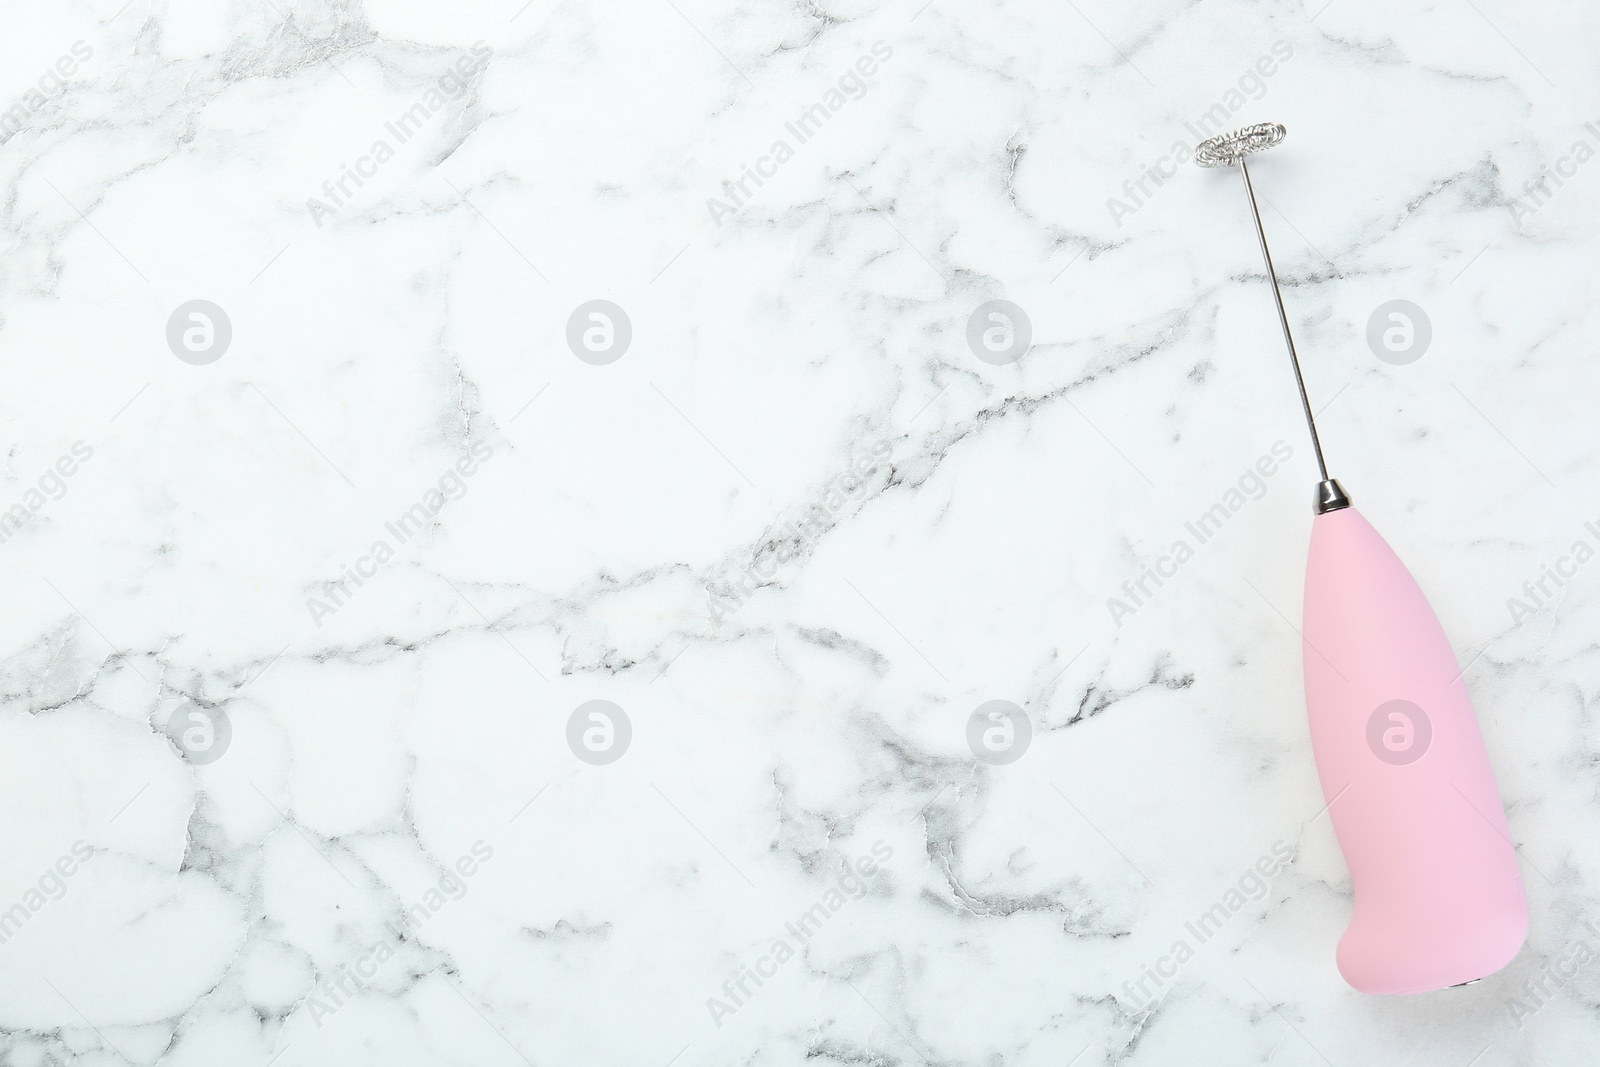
[1196,123,1527,994]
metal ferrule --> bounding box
[1314,479,1351,514]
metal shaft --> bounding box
[1236,158,1329,481]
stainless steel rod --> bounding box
[1236,157,1329,481]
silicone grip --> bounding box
[1303,507,1526,994]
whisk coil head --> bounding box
[1194,122,1286,168]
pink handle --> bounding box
[1303,507,1526,994]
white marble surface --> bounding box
[1,0,1597,1064]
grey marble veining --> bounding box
[0,0,1597,1064]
